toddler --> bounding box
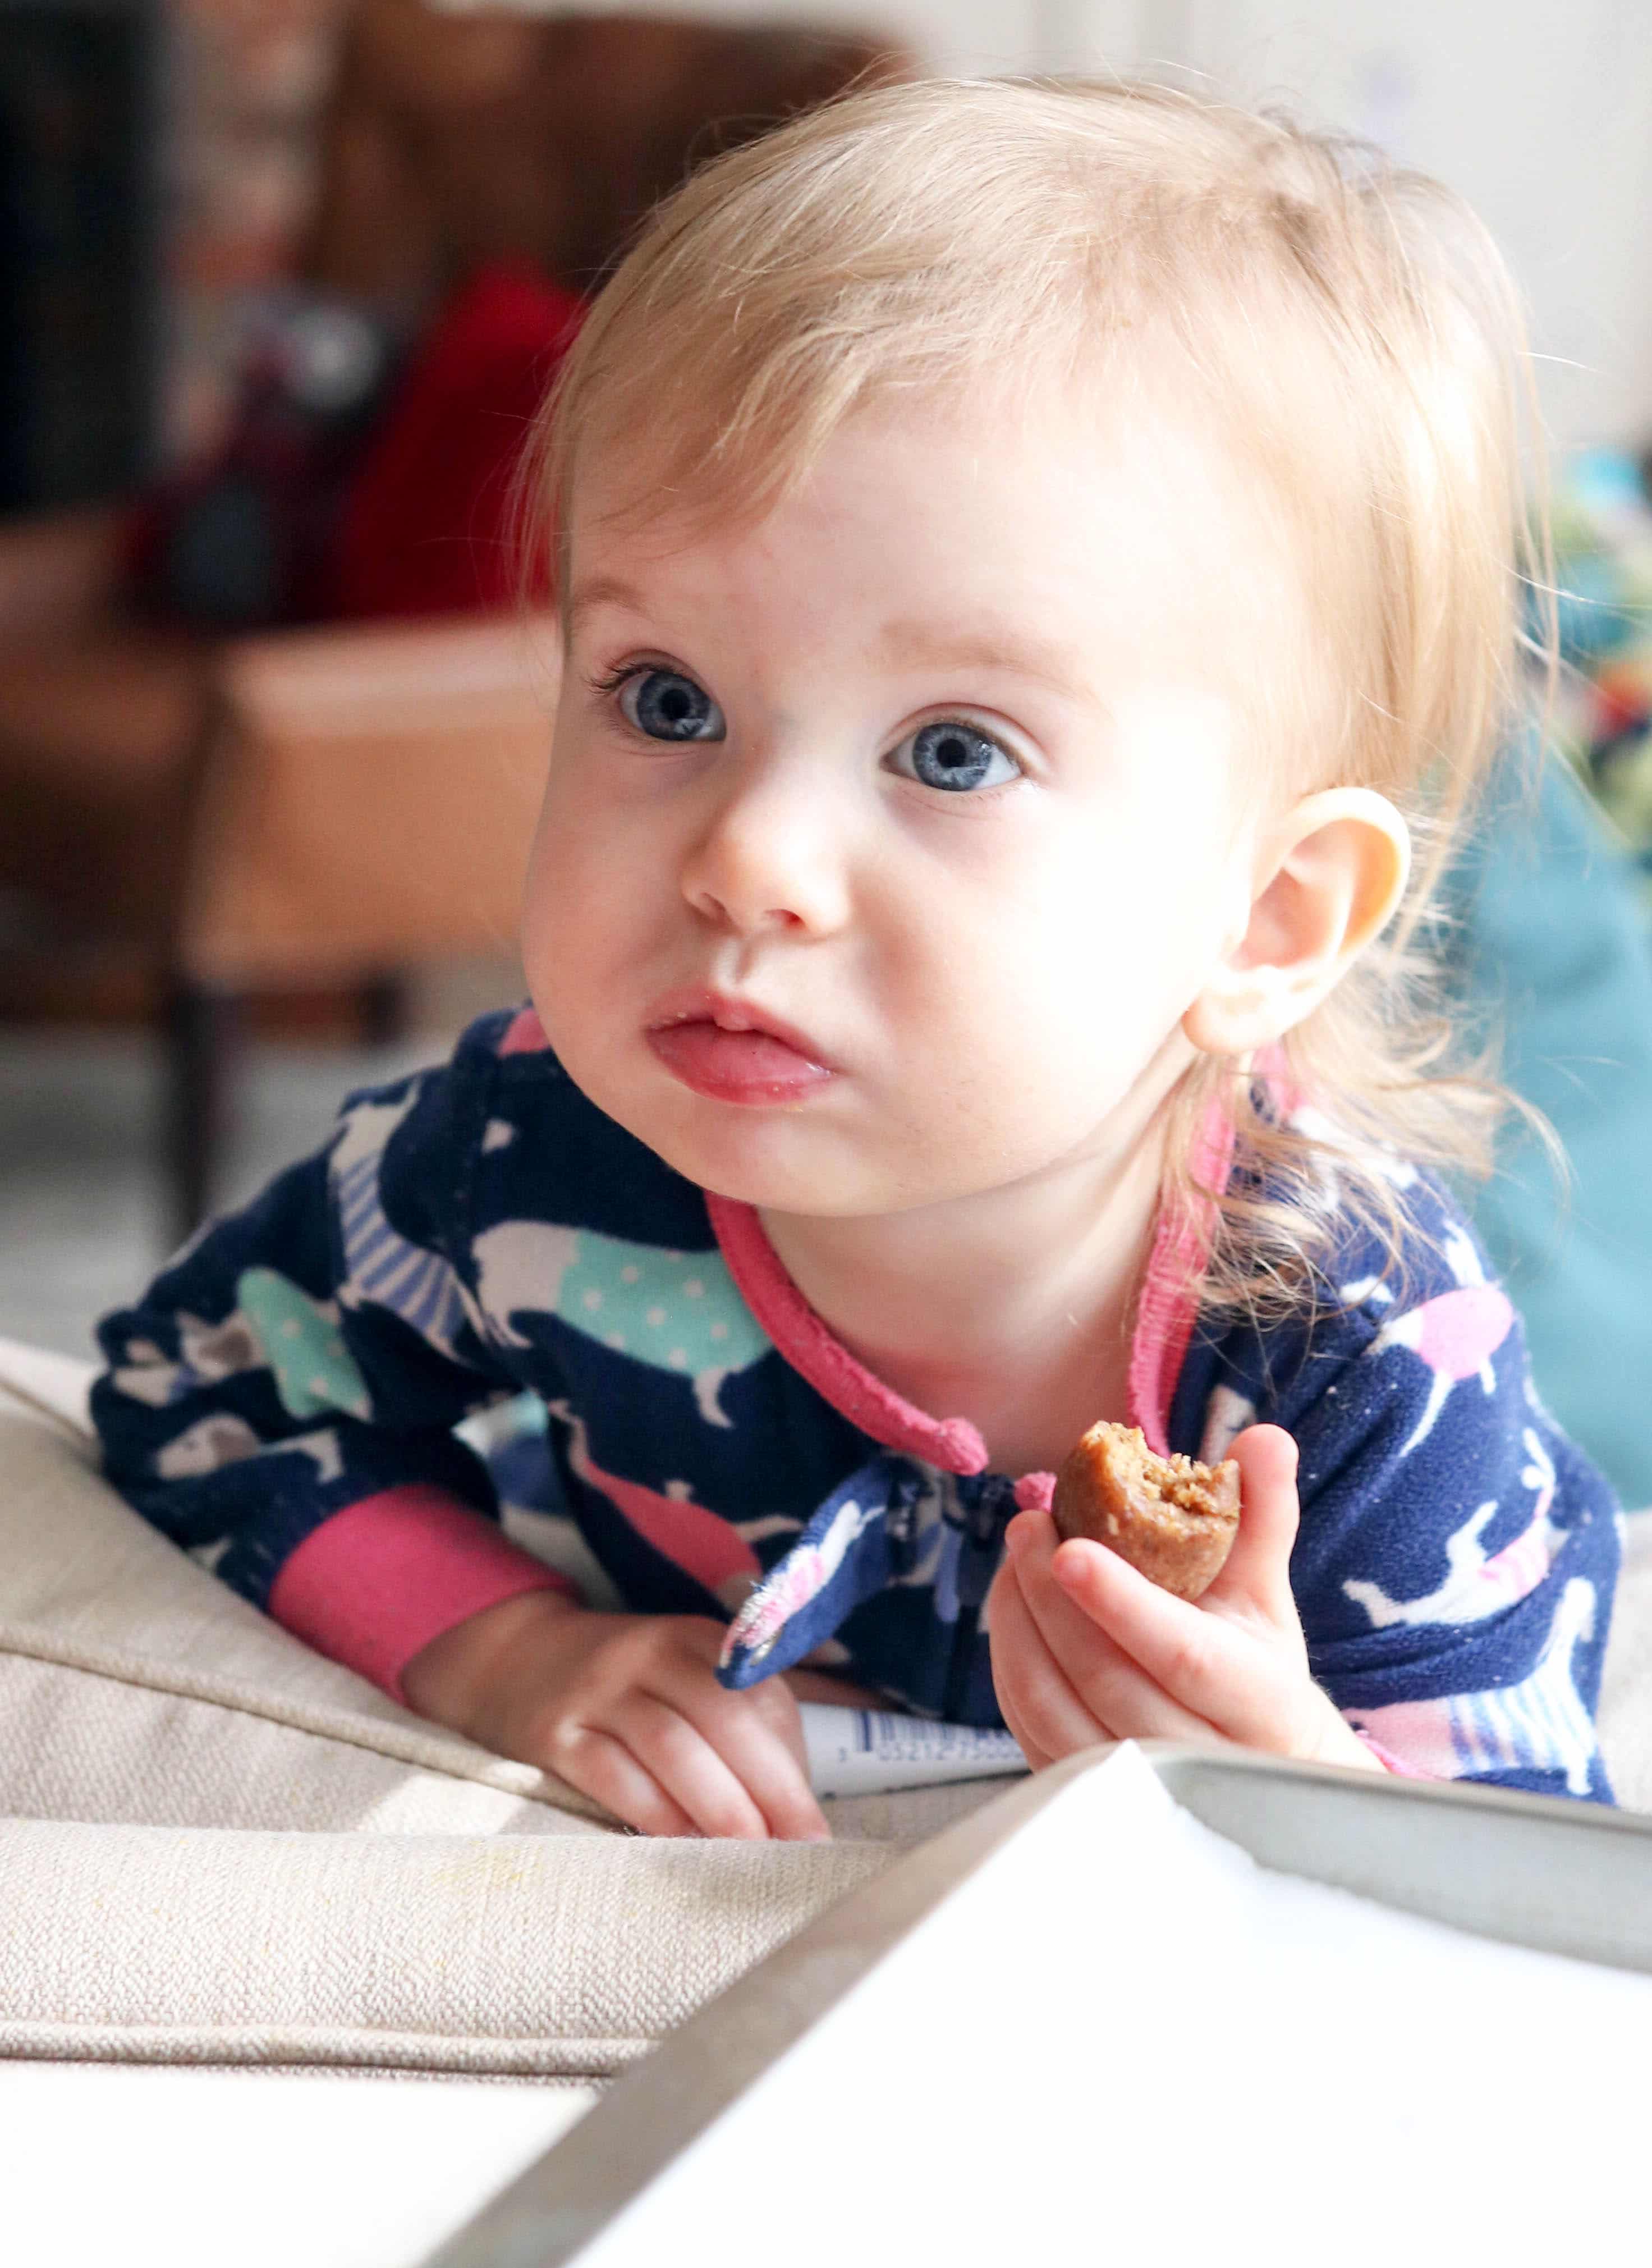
[94,79,1621,1835]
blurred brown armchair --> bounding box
[0,3,913,1237]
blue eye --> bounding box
[891,719,1020,793]
[619,668,725,743]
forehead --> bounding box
[564,384,1311,717]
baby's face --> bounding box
[524,391,1287,1218]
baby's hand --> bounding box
[402,1595,831,1840]
[988,1426,1378,1772]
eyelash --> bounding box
[584,661,1026,788]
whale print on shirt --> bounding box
[472,1221,772,1427]
[331,1087,473,1359]
[1347,1576,1600,1796]
[1343,1429,1563,1630]
[1198,1385,1256,1467]
[719,1491,881,1668]
[236,1267,373,1422]
[154,1410,261,1478]
[109,1304,272,1409]
[1285,1105,1421,1212]
[116,1281,371,1426]
[156,1415,344,1487]
[551,1401,764,1612]
[1365,1229,1515,1455]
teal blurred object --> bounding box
[1448,753,1652,1507]
[1544,445,1652,911]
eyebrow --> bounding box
[565,575,650,631]
[870,618,1090,700]
[567,579,1092,707]
[575,584,1082,678]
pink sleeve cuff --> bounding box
[1353,1729,1437,1779]
[267,1484,574,1705]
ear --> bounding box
[1182,788,1411,1057]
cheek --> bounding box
[520,774,637,1027]
[524,802,594,936]
[900,818,1220,1087]
[524,744,666,947]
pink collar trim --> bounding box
[707,1192,991,1475]
[705,1087,1238,1480]
[1123,1098,1237,1456]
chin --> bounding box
[671,1119,1003,1220]
[660,1122,864,1214]
[644,1098,897,1217]
[556,1050,813,1198]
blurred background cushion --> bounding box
[0,1349,923,2080]
[329,262,584,620]
[1449,754,1652,1508]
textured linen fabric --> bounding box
[0,1815,892,2078]
[91,1010,1622,1799]
[0,1363,963,2078]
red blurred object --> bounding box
[330,264,585,620]
[1590,659,1652,745]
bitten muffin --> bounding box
[1052,1421,1240,1600]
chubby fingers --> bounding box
[553,1726,704,1840]
[1008,1509,1218,1747]
[535,1618,830,1841]
[1048,1520,1324,1753]
[608,1693,784,1839]
[986,1545,1087,1768]
[647,1656,831,1842]
[557,1684,828,1840]
[1205,1424,1301,1619]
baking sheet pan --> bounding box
[423,1742,1652,2265]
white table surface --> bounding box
[0,2062,594,2268]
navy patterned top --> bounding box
[91,1005,1622,1799]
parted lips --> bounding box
[1051,1420,1240,1601]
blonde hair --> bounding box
[523,76,1552,1316]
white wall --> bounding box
[1146,2,1652,457]
[1050,0,1652,456]
[444,0,1047,73]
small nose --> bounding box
[680,759,851,940]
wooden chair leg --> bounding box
[359,971,410,1047]
[163,978,241,1243]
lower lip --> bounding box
[646,1020,833,1105]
